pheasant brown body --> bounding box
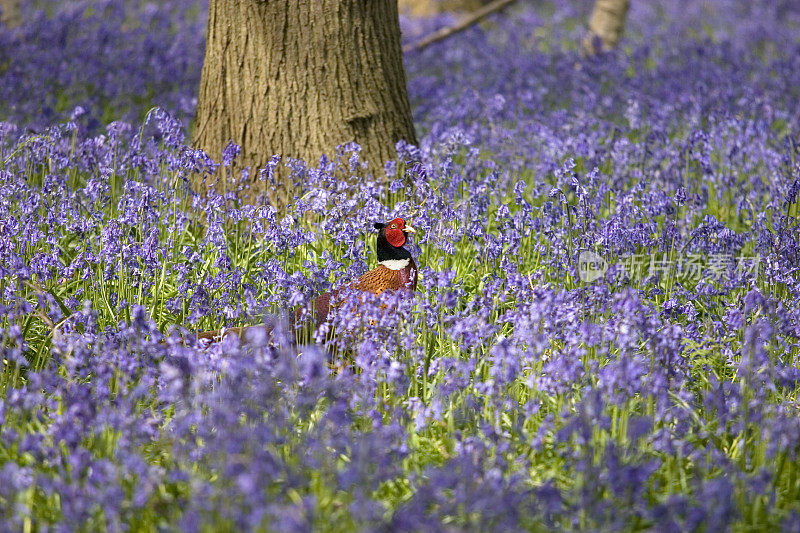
[307,258,418,325]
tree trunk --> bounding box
[0,0,21,28]
[193,0,417,204]
[582,0,630,55]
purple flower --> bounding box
[221,140,240,167]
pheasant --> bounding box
[300,217,417,327]
[195,217,418,344]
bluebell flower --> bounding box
[221,140,240,167]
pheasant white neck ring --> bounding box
[379,258,411,270]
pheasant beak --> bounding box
[402,224,416,234]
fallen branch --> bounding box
[402,0,520,54]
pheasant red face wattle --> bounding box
[383,217,412,248]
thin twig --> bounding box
[402,0,520,54]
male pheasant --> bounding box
[300,217,418,327]
[195,217,418,344]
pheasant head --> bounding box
[373,217,417,271]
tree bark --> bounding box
[193,0,417,203]
[0,0,21,28]
[582,0,630,55]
